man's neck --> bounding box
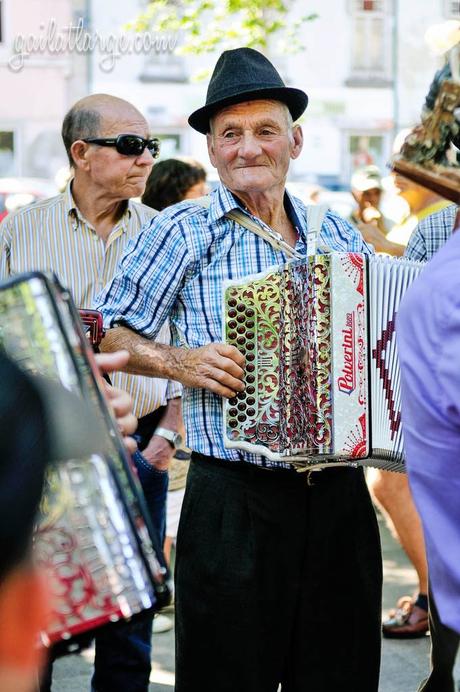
[71,179,128,242]
[233,188,296,246]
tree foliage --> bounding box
[126,0,317,59]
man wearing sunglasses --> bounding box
[0,93,183,692]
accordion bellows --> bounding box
[223,253,423,472]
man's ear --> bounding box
[70,140,91,171]
[206,133,217,169]
[290,125,303,160]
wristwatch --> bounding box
[155,427,183,450]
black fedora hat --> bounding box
[188,47,308,134]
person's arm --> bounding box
[101,325,245,399]
[141,396,183,471]
[357,221,405,256]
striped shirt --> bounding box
[0,182,181,418]
[96,183,373,467]
[404,203,458,261]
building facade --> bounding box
[1,0,459,186]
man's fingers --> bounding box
[117,412,138,438]
[123,436,138,456]
[206,379,243,399]
[204,366,245,398]
[217,355,245,381]
[214,343,246,367]
[95,350,130,375]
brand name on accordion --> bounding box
[338,313,356,395]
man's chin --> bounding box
[230,172,274,192]
[124,181,147,197]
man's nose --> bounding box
[137,147,155,165]
[237,132,262,157]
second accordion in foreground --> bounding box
[223,253,424,473]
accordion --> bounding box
[223,253,423,473]
[0,272,170,654]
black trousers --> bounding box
[418,590,460,692]
[175,454,382,692]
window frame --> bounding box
[347,0,393,85]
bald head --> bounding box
[61,94,147,167]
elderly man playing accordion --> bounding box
[97,47,382,692]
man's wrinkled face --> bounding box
[207,100,303,196]
[85,106,154,200]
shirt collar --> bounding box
[208,182,305,232]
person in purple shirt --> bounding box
[397,211,460,692]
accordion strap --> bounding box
[224,208,302,259]
[305,204,329,255]
[194,196,328,259]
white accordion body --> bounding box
[223,253,423,472]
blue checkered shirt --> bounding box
[405,204,458,261]
[96,184,373,467]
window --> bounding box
[359,1,383,10]
[348,0,393,85]
[445,0,460,17]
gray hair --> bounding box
[61,107,101,167]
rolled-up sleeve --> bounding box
[95,214,190,341]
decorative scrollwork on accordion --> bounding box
[223,253,424,473]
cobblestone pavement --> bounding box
[52,512,460,691]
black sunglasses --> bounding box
[82,134,160,158]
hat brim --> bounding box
[188,87,308,134]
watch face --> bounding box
[173,433,183,449]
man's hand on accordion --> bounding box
[100,326,245,399]
[180,343,245,399]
